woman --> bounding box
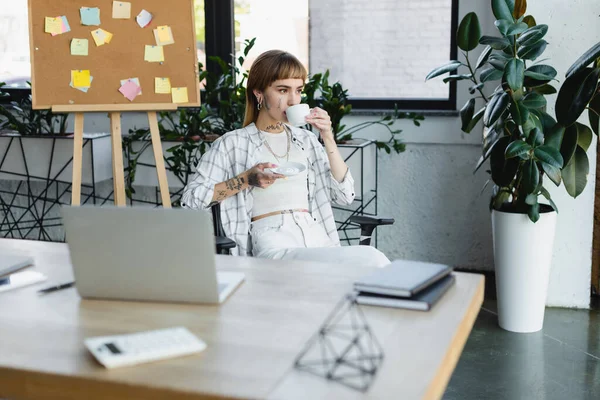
[181,50,390,268]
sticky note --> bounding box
[119,80,142,101]
[136,9,153,28]
[171,87,188,104]
[154,26,174,46]
[155,77,171,94]
[60,16,71,33]
[144,45,164,62]
[70,38,89,56]
[112,1,131,19]
[45,17,61,35]
[70,76,93,92]
[120,78,142,94]
[80,7,101,26]
[72,70,91,88]
[91,29,113,46]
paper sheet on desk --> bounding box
[0,271,47,293]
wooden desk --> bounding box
[0,239,484,400]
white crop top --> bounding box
[251,130,309,217]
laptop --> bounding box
[60,205,245,304]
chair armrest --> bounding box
[349,215,395,227]
[212,202,237,254]
[215,236,237,253]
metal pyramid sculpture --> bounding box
[294,292,384,392]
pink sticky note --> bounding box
[118,80,141,101]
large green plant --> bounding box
[0,83,68,136]
[426,0,600,222]
[303,71,424,153]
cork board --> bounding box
[28,0,200,110]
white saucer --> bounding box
[269,162,306,177]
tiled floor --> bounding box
[444,298,600,400]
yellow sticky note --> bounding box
[112,1,131,19]
[72,70,91,88]
[171,87,188,104]
[45,17,61,35]
[70,38,89,56]
[144,45,164,62]
[103,30,113,43]
[154,25,174,46]
[91,29,112,46]
[155,77,171,94]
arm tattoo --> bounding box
[264,122,283,132]
[215,190,228,201]
[225,176,245,191]
[247,172,260,187]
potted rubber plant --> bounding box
[426,0,599,332]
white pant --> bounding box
[250,211,391,268]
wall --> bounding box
[25,0,599,308]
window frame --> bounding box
[1,0,459,111]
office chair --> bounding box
[211,203,394,254]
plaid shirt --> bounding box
[181,123,355,256]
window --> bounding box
[0,3,31,89]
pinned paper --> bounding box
[120,77,142,94]
[154,77,171,94]
[72,70,91,88]
[112,1,131,19]
[136,9,153,28]
[70,76,94,93]
[144,45,164,62]
[70,38,89,56]
[91,29,113,46]
[45,17,62,35]
[171,87,188,104]
[60,16,71,33]
[80,7,101,26]
[119,80,142,101]
[154,26,174,46]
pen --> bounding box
[38,281,75,294]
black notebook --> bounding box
[353,259,452,298]
[356,274,456,311]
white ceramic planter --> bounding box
[492,208,557,333]
[0,132,113,184]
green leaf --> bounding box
[506,22,529,36]
[517,40,547,60]
[532,84,557,94]
[525,193,537,205]
[524,64,557,82]
[562,146,590,198]
[516,24,548,46]
[457,12,482,51]
[542,163,562,186]
[534,145,563,168]
[560,123,579,166]
[489,58,508,71]
[425,60,462,80]
[556,67,600,126]
[522,92,546,109]
[522,15,536,28]
[492,0,515,22]
[528,203,540,223]
[479,36,511,50]
[540,187,559,212]
[510,98,529,125]
[460,99,476,131]
[576,122,593,151]
[527,127,544,146]
[464,106,486,133]
[544,123,565,149]
[443,74,473,83]
[480,66,504,82]
[505,59,525,91]
[505,140,532,158]
[491,136,519,186]
[530,110,557,132]
[484,91,510,126]
[494,19,512,36]
[589,95,600,136]
[565,42,600,79]
[469,83,485,94]
[522,159,540,194]
[475,46,493,70]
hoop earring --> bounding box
[257,100,262,111]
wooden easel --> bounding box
[53,104,177,208]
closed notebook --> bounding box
[356,274,456,311]
[353,259,452,297]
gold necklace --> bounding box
[262,130,290,162]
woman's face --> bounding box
[256,78,304,123]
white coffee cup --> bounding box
[286,104,310,127]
